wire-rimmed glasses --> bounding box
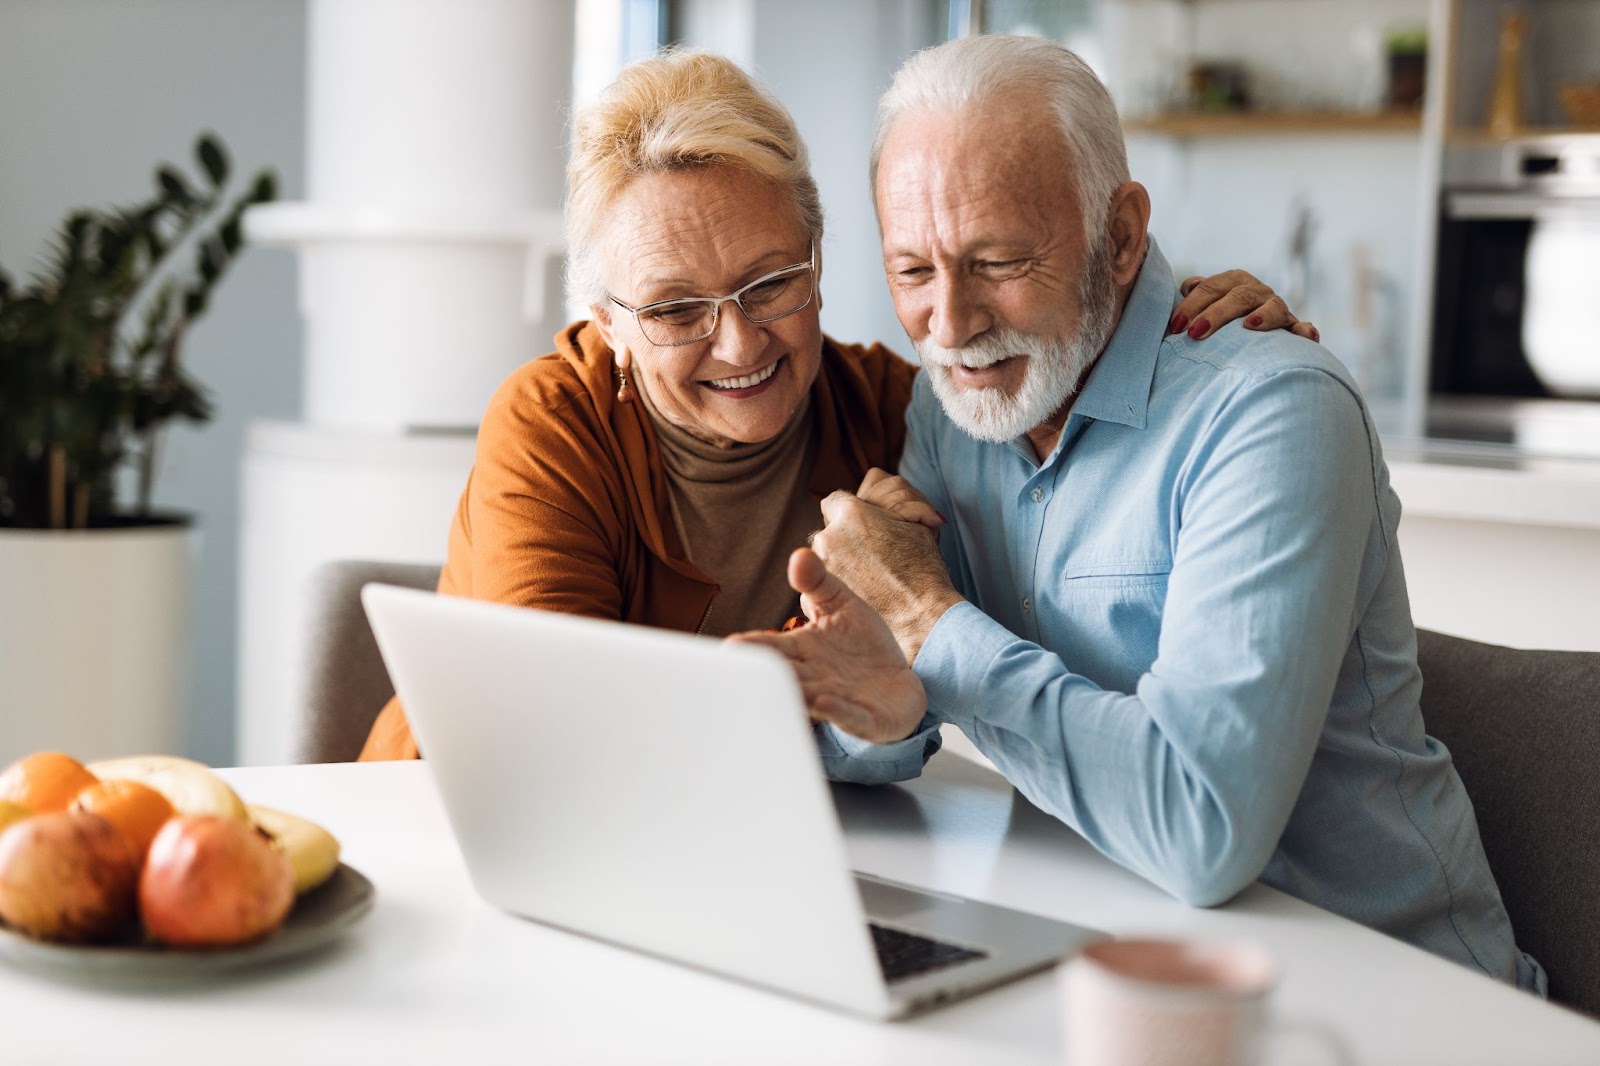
[607,243,817,347]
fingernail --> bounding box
[1187,318,1210,340]
[1168,312,1188,334]
[935,510,948,523]
[1246,314,1263,328]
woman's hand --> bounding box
[1169,270,1320,344]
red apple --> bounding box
[0,810,140,942]
[139,815,295,948]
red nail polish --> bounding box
[1169,312,1188,334]
[1187,318,1210,340]
[1246,314,1263,327]
[936,510,948,523]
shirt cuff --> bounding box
[914,600,1017,732]
[814,716,942,785]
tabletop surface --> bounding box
[2,754,1598,1065]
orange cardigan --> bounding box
[359,321,918,760]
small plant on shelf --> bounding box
[0,133,276,530]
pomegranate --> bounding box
[0,810,140,942]
[139,815,295,948]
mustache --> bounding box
[914,328,1059,370]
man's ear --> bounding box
[1105,181,1152,287]
[814,243,824,314]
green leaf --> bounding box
[250,170,278,204]
[158,166,194,206]
[197,238,224,284]
[197,134,229,186]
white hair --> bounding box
[871,34,1129,234]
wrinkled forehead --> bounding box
[874,99,1081,243]
[597,165,811,298]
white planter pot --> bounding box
[0,520,197,763]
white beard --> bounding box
[914,240,1120,444]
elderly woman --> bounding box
[359,50,1308,760]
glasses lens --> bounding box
[739,266,814,323]
[636,301,717,346]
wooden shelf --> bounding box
[1447,126,1600,145]
[1124,109,1424,138]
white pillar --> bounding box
[238,0,576,764]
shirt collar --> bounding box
[1063,237,1177,433]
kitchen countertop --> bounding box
[1378,398,1600,530]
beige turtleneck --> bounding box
[636,377,819,636]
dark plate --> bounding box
[0,863,374,980]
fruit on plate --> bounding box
[0,809,140,942]
[0,752,100,813]
[71,780,175,864]
[0,800,31,836]
[249,804,341,894]
[86,755,249,822]
[139,815,295,948]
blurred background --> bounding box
[3,0,1598,766]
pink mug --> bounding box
[1061,937,1335,1066]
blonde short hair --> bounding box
[565,49,824,307]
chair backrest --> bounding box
[295,559,443,763]
[1416,627,1600,1018]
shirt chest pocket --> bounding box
[1057,560,1173,597]
[1043,561,1172,689]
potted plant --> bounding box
[0,133,275,761]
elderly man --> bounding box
[736,35,1544,992]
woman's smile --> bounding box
[704,356,784,396]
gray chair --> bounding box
[295,559,442,763]
[1416,627,1600,1019]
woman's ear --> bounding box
[592,302,625,361]
[1105,181,1152,287]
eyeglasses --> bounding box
[607,243,817,347]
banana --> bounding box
[85,755,249,822]
[249,804,341,894]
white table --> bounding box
[4,754,1598,1065]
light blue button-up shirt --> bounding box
[825,239,1543,992]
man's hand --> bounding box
[855,467,944,530]
[731,548,927,744]
[811,476,963,663]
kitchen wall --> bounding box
[0,0,306,764]
[1103,0,1435,414]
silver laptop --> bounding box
[361,584,1100,1019]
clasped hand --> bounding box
[730,469,963,744]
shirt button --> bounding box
[1022,597,1032,613]
[1030,487,1044,503]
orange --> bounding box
[71,779,174,860]
[0,751,99,813]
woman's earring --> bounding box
[616,364,633,404]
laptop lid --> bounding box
[361,583,893,1017]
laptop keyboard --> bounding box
[868,923,987,983]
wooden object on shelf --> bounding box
[1486,12,1526,138]
[1122,109,1423,138]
